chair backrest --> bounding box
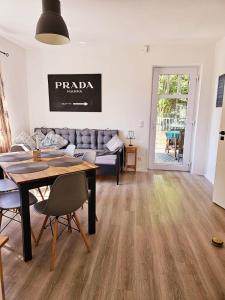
[178,129,185,150]
[82,150,96,164]
[10,144,29,152]
[44,172,88,216]
[64,144,76,157]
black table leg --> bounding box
[88,169,96,234]
[0,167,4,179]
[19,184,32,261]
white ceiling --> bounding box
[0,0,225,49]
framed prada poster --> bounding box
[48,74,102,112]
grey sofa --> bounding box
[33,128,124,185]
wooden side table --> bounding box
[125,146,137,171]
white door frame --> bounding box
[148,66,199,171]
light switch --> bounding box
[139,120,144,128]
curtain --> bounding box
[0,69,11,152]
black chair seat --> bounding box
[0,191,37,210]
[34,200,47,215]
[0,179,18,192]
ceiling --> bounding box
[0,0,225,49]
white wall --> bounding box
[0,36,29,139]
[206,37,225,183]
[26,43,215,172]
[27,45,151,171]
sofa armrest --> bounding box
[10,144,31,152]
[116,146,124,169]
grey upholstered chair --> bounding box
[34,172,91,271]
[10,144,31,152]
[0,179,18,193]
[0,190,37,243]
[10,146,47,200]
[82,150,96,164]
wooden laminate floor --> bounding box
[2,171,225,300]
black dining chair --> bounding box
[34,172,91,271]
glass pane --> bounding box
[180,75,189,94]
[168,75,178,94]
[155,98,187,165]
[158,75,168,95]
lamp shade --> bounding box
[35,0,70,45]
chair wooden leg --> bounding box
[31,229,37,245]
[0,210,2,229]
[72,213,91,252]
[0,249,5,300]
[37,188,45,201]
[36,216,49,246]
[50,218,58,271]
[67,214,72,232]
[43,186,49,198]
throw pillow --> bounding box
[40,131,68,149]
[14,131,36,150]
[32,129,46,148]
[106,135,123,152]
[53,134,69,148]
[64,144,76,156]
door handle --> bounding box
[219,131,225,141]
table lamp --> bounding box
[127,131,135,146]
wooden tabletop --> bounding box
[0,236,8,248]
[0,151,98,184]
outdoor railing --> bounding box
[157,117,185,131]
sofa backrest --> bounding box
[97,130,118,149]
[55,128,76,145]
[35,128,76,145]
[34,127,119,150]
[76,129,96,149]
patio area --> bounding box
[154,125,184,165]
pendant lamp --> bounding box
[35,0,70,45]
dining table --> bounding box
[0,151,98,262]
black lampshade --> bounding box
[35,0,70,45]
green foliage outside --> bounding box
[157,74,189,117]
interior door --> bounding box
[213,98,225,208]
[149,67,198,171]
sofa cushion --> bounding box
[55,128,76,145]
[34,128,55,135]
[97,130,118,149]
[64,144,76,156]
[14,131,36,150]
[106,135,123,152]
[96,155,117,165]
[35,128,75,145]
[40,131,68,149]
[76,129,96,149]
[32,129,46,148]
